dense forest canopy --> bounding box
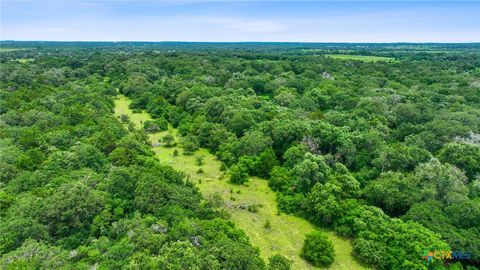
[1,42,479,270]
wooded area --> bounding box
[0,42,479,269]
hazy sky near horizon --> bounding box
[1,1,479,42]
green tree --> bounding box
[42,182,105,239]
[256,148,279,178]
[306,182,342,224]
[0,239,69,269]
[438,142,480,180]
[229,164,249,185]
[0,217,49,254]
[134,171,200,215]
[155,241,208,270]
[162,134,175,147]
[268,166,292,192]
[196,155,204,166]
[292,154,329,192]
[414,159,468,205]
[181,134,200,155]
[109,133,154,166]
[238,130,273,157]
[363,172,421,216]
[283,145,307,168]
[301,231,335,267]
[143,117,168,133]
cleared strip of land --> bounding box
[114,94,370,270]
[0,48,26,52]
[326,54,395,62]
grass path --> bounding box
[114,95,370,270]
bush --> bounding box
[277,193,304,214]
[155,117,169,131]
[268,166,291,192]
[264,220,271,229]
[229,164,249,184]
[268,254,293,270]
[301,231,335,267]
[246,203,262,213]
[181,135,199,155]
[162,134,175,147]
[219,163,226,171]
[143,118,168,133]
[119,114,129,123]
[196,155,204,166]
[256,148,279,178]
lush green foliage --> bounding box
[268,254,293,270]
[1,42,479,269]
[0,52,265,268]
[229,164,250,184]
[143,118,168,133]
[301,231,335,267]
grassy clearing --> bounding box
[16,58,34,63]
[326,54,395,62]
[0,48,26,52]
[114,95,370,270]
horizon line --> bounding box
[2,40,480,44]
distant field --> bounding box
[114,94,370,270]
[326,54,395,62]
[0,48,26,52]
[17,58,33,63]
[377,50,472,54]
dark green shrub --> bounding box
[301,231,335,267]
[229,164,249,184]
[268,254,293,270]
[143,118,168,133]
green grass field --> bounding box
[114,95,370,270]
[17,58,33,63]
[326,54,395,62]
[0,48,26,52]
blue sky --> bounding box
[1,1,479,42]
